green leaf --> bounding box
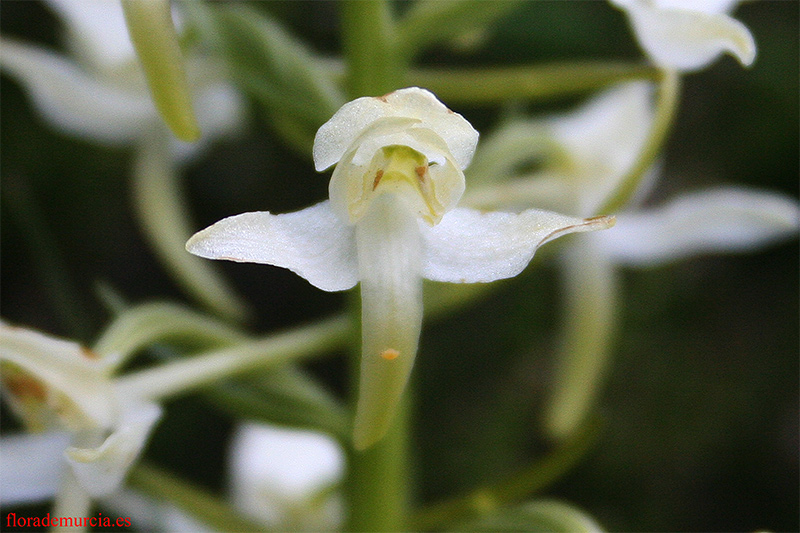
[450,500,603,533]
[183,1,344,151]
[205,365,350,440]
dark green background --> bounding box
[2,1,797,531]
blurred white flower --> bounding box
[0,323,161,500]
[466,80,799,438]
[229,423,344,531]
[187,87,614,449]
[0,0,242,157]
[610,0,756,71]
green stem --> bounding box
[340,0,400,97]
[407,61,660,104]
[410,419,600,531]
[127,463,265,532]
[93,302,247,370]
[343,287,410,532]
[339,2,411,530]
[598,69,681,214]
[114,315,349,401]
[345,394,410,532]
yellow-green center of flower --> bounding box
[353,145,444,225]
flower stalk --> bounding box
[115,315,350,401]
[598,69,681,214]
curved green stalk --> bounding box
[132,131,250,322]
[114,315,350,401]
[93,302,247,370]
[410,418,600,531]
[407,62,660,104]
[598,69,681,214]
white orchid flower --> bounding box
[1,0,249,321]
[467,81,798,439]
[538,80,799,262]
[609,0,756,71]
[0,0,242,157]
[0,323,162,500]
[187,87,614,449]
[229,423,344,531]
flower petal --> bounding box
[65,402,162,497]
[44,0,136,71]
[595,188,800,265]
[353,195,424,450]
[0,432,71,505]
[328,119,466,224]
[549,81,655,215]
[1,323,116,430]
[229,423,343,528]
[422,207,616,283]
[313,87,478,171]
[614,0,756,71]
[0,38,155,144]
[610,0,741,15]
[186,201,358,292]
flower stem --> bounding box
[340,0,401,97]
[132,131,250,322]
[410,418,600,531]
[93,302,247,370]
[345,393,411,532]
[407,61,661,104]
[114,315,349,401]
[339,2,412,530]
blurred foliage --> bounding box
[1,1,797,532]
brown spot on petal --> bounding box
[380,349,400,360]
[375,94,389,103]
[415,165,427,182]
[373,169,384,191]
